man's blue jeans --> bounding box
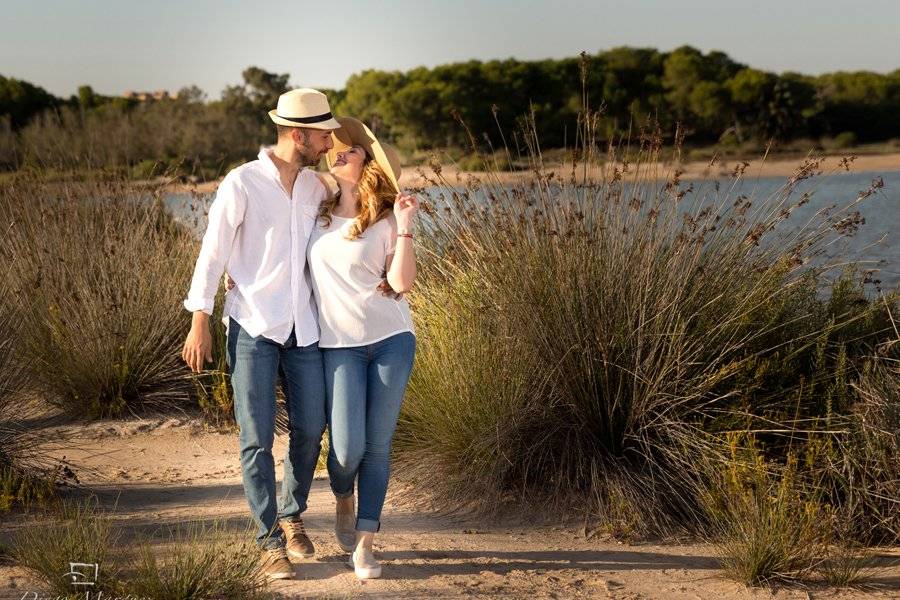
[226,317,326,550]
[323,332,416,533]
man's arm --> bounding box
[182,175,246,372]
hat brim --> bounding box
[326,117,400,192]
[268,110,341,130]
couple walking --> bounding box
[181,88,419,581]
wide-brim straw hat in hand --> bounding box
[326,116,401,193]
[268,88,341,130]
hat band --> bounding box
[275,111,333,124]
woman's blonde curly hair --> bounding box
[317,157,396,240]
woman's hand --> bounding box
[387,197,418,294]
[225,274,235,291]
[377,277,404,301]
[394,192,419,229]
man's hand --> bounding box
[182,312,213,373]
[378,278,404,301]
[225,273,235,291]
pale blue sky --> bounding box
[2,0,898,98]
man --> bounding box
[182,88,339,580]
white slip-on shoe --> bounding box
[349,548,382,579]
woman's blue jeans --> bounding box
[227,318,327,550]
[323,332,416,533]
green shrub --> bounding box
[705,437,825,585]
[706,434,878,587]
[131,158,166,180]
[823,351,900,542]
[13,502,276,600]
[11,499,122,598]
[450,151,488,172]
[0,178,198,417]
[818,541,871,587]
[127,520,271,600]
[192,291,235,428]
[395,115,897,536]
[832,131,858,149]
[0,261,61,511]
[0,466,57,512]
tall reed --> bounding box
[0,177,198,417]
[0,259,63,510]
[394,106,898,535]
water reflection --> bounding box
[165,170,899,293]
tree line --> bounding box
[2,46,900,175]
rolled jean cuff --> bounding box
[259,531,286,551]
[333,488,354,499]
[356,517,380,533]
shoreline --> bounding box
[164,150,900,195]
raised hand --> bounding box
[393,192,419,229]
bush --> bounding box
[394,115,898,536]
[11,499,121,598]
[705,434,879,587]
[826,351,900,542]
[709,448,825,585]
[0,261,61,510]
[0,115,18,170]
[192,291,236,428]
[830,131,858,150]
[12,501,275,600]
[0,178,198,417]
[128,520,270,600]
[131,158,167,180]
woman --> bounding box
[307,116,418,579]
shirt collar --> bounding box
[258,145,281,179]
[258,145,312,186]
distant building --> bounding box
[122,90,178,101]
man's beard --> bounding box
[296,145,320,167]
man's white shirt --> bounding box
[184,147,327,346]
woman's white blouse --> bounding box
[307,213,414,348]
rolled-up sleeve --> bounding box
[183,174,247,314]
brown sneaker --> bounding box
[280,516,315,560]
[259,547,294,581]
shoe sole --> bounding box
[266,570,294,581]
[287,547,315,560]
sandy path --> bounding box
[2,417,898,599]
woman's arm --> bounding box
[386,192,419,294]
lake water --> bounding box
[165,170,899,294]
